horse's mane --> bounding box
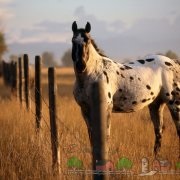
[90,38,107,57]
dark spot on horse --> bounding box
[152,96,156,100]
[124,65,133,70]
[116,71,120,75]
[142,99,147,103]
[146,58,154,62]
[121,74,125,78]
[108,92,111,98]
[138,78,141,81]
[123,97,127,101]
[130,76,134,80]
[150,92,154,96]
[113,107,124,112]
[147,98,151,101]
[171,91,175,96]
[129,62,134,64]
[175,101,180,105]
[103,71,109,84]
[137,59,145,64]
[132,101,137,105]
[146,85,151,90]
[176,87,180,91]
[173,82,178,86]
[166,93,170,96]
[165,62,173,66]
[169,100,174,105]
[119,89,123,92]
[120,67,125,70]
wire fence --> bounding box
[1,57,180,178]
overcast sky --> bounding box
[1,0,180,62]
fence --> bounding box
[1,54,110,179]
[2,55,179,179]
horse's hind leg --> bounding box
[168,105,180,157]
[148,98,165,156]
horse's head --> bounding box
[71,21,91,73]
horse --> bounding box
[71,21,180,164]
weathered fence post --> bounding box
[18,57,23,105]
[11,61,17,97]
[23,54,30,110]
[48,67,61,175]
[91,81,109,180]
[35,55,42,131]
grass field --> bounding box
[0,67,180,179]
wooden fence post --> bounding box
[18,57,22,105]
[48,67,61,175]
[91,81,109,180]
[35,56,42,130]
[11,61,17,97]
[23,54,30,110]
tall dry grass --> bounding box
[0,68,179,180]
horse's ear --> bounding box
[72,21,77,33]
[85,22,91,33]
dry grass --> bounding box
[0,67,180,179]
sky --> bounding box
[0,0,180,63]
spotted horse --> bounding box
[71,21,180,162]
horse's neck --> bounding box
[85,43,103,74]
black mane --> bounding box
[90,38,107,57]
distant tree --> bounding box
[0,31,7,60]
[61,49,73,67]
[42,51,57,67]
[165,50,178,59]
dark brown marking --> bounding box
[146,85,151,90]
[108,92,111,98]
[137,59,145,64]
[150,92,154,95]
[169,100,174,105]
[166,93,170,96]
[120,67,125,70]
[175,101,180,105]
[138,78,141,81]
[123,97,127,100]
[116,71,120,75]
[165,62,173,66]
[142,99,147,103]
[119,89,123,92]
[171,91,175,96]
[121,74,125,78]
[174,82,178,86]
[124,65,133,70]
[132,101,137,105]
[103,71,109,84]
[146,58,154,62]
[176,87,180,92]
[130,76,134,80]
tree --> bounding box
[61,49,73,67]
[165,50,178,59]
[42,51,57,67]
[0,32,7,60]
